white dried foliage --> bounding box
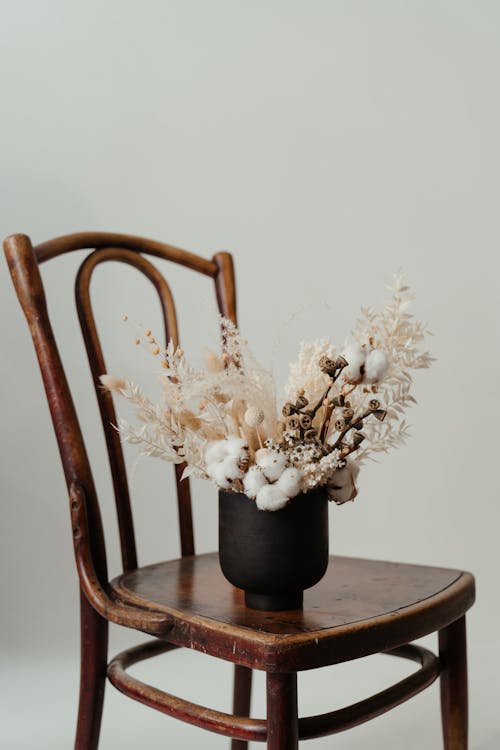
[102,276,432,510]
[300,450,342,491]
[349,273,433,463]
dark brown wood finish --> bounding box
[4,230,475,749]
[231,666,253,750]
[440,616,468,750]
[110,552,474,672]
[75,593,108,750]
[266,672,298,750]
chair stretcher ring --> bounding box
[107,639,441,742]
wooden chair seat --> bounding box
[110,552,474,672]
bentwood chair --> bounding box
[4,231,475,750]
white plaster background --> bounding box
[0,2,498,747]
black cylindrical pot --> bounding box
[218,487,329,611]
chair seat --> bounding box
[110,552,474,672]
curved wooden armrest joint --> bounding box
[69,483,173,637]
[107,640,440,743]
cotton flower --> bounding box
[206,462,233,490]
[256,483,289,512]
[221,455,245,480]
[205,440,229,466]
[224,436,250,463]
[277,467,302,498]
[342,343,366,384]
[225,436,249,455]
[207,455,244,489]
[243,466,268,499]
[364,349,389,383]
[326,460,360,505]
[255,448,287,482]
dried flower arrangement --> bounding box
[101,274,433,512]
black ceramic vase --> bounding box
[218,487,329,611]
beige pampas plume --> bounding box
[99,374,127,392]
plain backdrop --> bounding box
[1,2,499,748]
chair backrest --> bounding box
[4,232,236,595]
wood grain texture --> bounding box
[111,552,475,672]
[266,672,298,749]
[75,591,108,750]
[231,665,253,750]
[34,231,218,275]
[107,639,440,742]
[440,616,468,749]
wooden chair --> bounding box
[4,231,475,750]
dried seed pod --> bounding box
[295,395,309,409]
[287,415,300,430]
[304,428,318,442]
[282,402,296,418]
[334,355,348,369]
[319,355,337,375]
[342,407,354,422]
[351,431,366,445]
[369,398,381,410]
[372,409,387,422]
[299,413,312,429]
[334,418,346,431]
[330,394,345,407]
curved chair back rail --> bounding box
[3,232,236,598]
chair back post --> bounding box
[4,233,238,590]
[3,233,109,587]
[213,251,237,324]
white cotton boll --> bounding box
[364,349,389,383]
[277,468,303,499]
[342,343,366,384]
[206,462,232,490]
[255,448,271,463]
[243,466,268,499]
[327,460,360,505]
[205,440,229,466]
[221,455,244,481]
[256,484,289,512]
[327,483,353,505]
[256,449,287,482]
[224,436,250,459]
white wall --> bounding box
[1,2,499,748]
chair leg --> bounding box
[231,665,253,750]
[439,616,468,750]
[75,589,108,750]
[266,672,298,750]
